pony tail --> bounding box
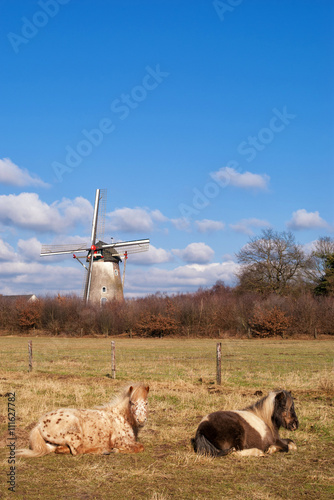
[17,426,50,458]
[191,433,226,457]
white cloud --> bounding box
[108,207,165,233]
[171,217,191,231]
[230,218,271,236]
[55,196,93,227]
[0,226,112,293]
[0,239,15,261]
[0,259,83,295]
[124,260,240,296]
[0,235,89,295]
[129,245,173,265]
[0,158,49,187]
[287,209,329,230]
[150,209,168,223]
[17,237,42,262]
[172,242,214,264]
[0,193,92,233]
[195,219,225,233]
[211,166,269,190]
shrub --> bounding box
[134,313,179,337]
[249,305,292,338]
[16,300,41,330]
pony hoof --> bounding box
[253,449,266,457]
[288,442,297,451]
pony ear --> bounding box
[275,391,286,402]
[128,386,134,396]
[146,386,149,393]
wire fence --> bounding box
[1,337,333,389]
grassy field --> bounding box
[0,336,333,499]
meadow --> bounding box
[0,336,333,499]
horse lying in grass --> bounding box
[191,390,298,457]
[17,383,149,457]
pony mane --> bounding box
[96,383,146,412]
[244,391,278,433]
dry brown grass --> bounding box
[0,337,333,499]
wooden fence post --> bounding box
[111,341,116,379]
[28,340,33,372]
[216,342,221,385]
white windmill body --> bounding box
[87,241,123,304]
[40,189,149,304]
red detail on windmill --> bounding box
[91,245,97,251]
[73,254,76,259]
[125,251,128,260]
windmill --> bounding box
[40,189,150,304]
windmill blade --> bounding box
[83,188,103,302]
[100,239,150,255]
[41,243,89,256]
[90,188,101,247]
[83,254,93,303]
[96,189,107,242]
[82,263,90,302]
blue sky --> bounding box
[0,0,333,297]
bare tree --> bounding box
[236,229,311,295]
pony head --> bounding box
[273,390,299,431]
[128,384,149,427]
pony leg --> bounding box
[282,438,297,451]
[271,438,297,453]
[288,441,297,451]
[234,448,265,457]
[266,445,278,455]
[55,445,71,454]
[114,443,144,453]
[60,434,83,456]
[75,446,112,455]
[266,439,297,454]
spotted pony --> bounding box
[17,383,149,457]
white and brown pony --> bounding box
[17,383,149,457]
[191,390,298,457]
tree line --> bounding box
[0,231,333,338]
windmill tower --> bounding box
[40,189,149,304]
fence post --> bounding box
[314,328,318,339]
[28,340,33,372]
[111,341,116,379]
[216,342,221,385]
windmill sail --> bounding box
[84,189,101,302]
[101,239,150,255]
[96,188,107,242]
[41,243,89,256]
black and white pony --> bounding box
[191,390,298,457]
